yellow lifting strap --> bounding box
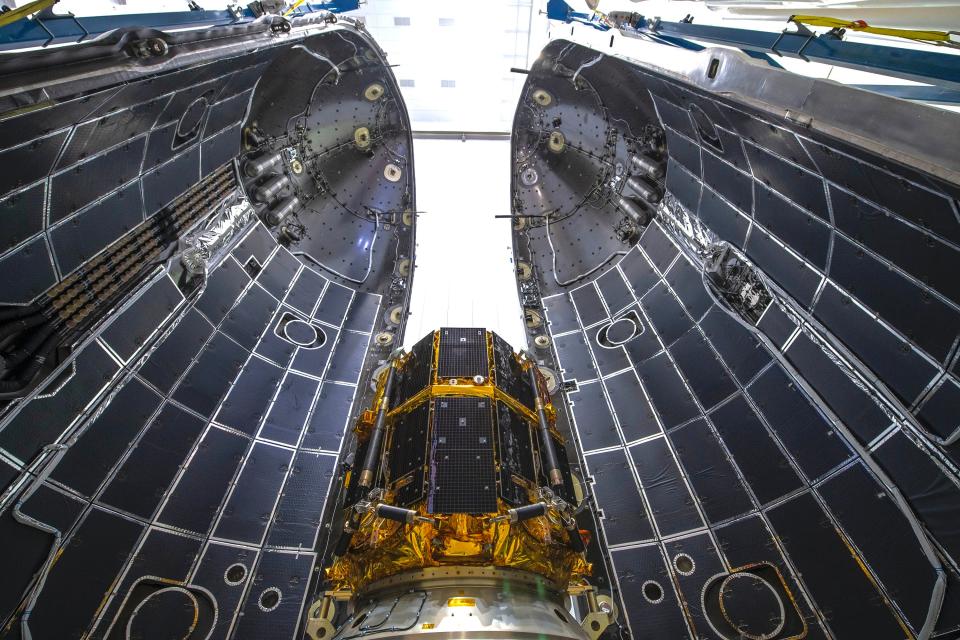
[0,0,58,29]
[790,14,959,47]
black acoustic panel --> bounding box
[585,323,632,376]
[786,333,892,444]
[0,484,84,623]
[196,257,251,327]
[641,282,693,347]
[755,182,832,271]
[543,293,580,335]
[222,284,279,351]
[255,309,299,368]
[586,448,653,545]
[52,377,163,497]
[259,373,318,445]
[611,544,691,639]
[0,234,57,304]
[604,370,660,441]
[933,571,960,638]
[669,327,737,412]
[290,324,338,378]
[140,308,215,394]
[216,356,284,435]
[234,550,313,640]
[0,342,118,463]
[428,396,497,514]
[709,395,803,505]
[100,401,206,519]
[702,148,752,214]
[0,130,66,200]
[664,258,712,322]
[388,402,430,484]
[819,463,937,630]
[570,381,620,451]
[342,291,380,333]
[745,143,829,221]
[394,331,434,406]
[102,275,183,361]
[496,401,535,506]
[571,283,608,327]
[50,180,144,275]
[235,223,278,266]
[829,233,958,362]
[48,137,145,226]
[666,155,703,214]
[143,121,181,170]
[96,528,204,636]
[0,180,44,253]
[714,515,828,640]
[59,96,169,168]
[214,441,293,544]
[663,533,727,639]
[158,426,248,534]
[639,223,679,274]
[756,302,796,348]
[619,246,660,299]
[596,267,633,314]
[173,331,247,418]
[814,285,937,405]
[829,185,959,307]
[437,327,488,379]
[492,332,534,409]
[744,226,821,308]
[917,378,960,441]
[629,437,703,536]
[191,542,260,640]
[313,282,353,327]
[634,350,699,430]
[697,184,750,249]
[142,145,201,217]
[257,247,300,301]
[669,418,753,524]
[554,331,596,383]
[156,78,224,128]
[654,93,696,139]
[873,431,960,562]
[664,132,702,185]
[201,125,241,175]
[766,492,906,638]
[285,267,327,316]
[748,364,851,481]
[267,451,336,548]
[325,330,368,384]
[699,307,771,385]
[205,90,250,135]
[27,508,144,640]
[620,307,663,366]
[302,382,355,451]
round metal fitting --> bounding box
[513,215,527,231]
[473,375,486,385]
[384,163,402,182]
[538,366,559,394]
[548,130,566,153]
[290,159,304,175]
[447,378,458,385]
[531,88,552,107]
[364,82,385,101]
[354,126,372,149]
[387,305,404,326]
[520,167,539,186]
[534,334,551,349]
[396,258,410,277]
[375,332,394,347]
[402,209,413,226]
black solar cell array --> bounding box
[427,396,498,514]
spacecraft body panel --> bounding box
[0,16,414,640]
[511,39,960,640]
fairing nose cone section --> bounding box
[511,39,960,640]
[0,15,414,640]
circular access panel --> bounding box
[284,319,321,347]
[126,587,199,640]
[606,317,636,344]
[177,96,209,139]
[719,573,785,640]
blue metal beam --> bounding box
[546,0,609,32]
[0,1,359,52]
[853,84,960,104]
[636,18,960,90]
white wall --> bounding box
[402,138,526,349]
